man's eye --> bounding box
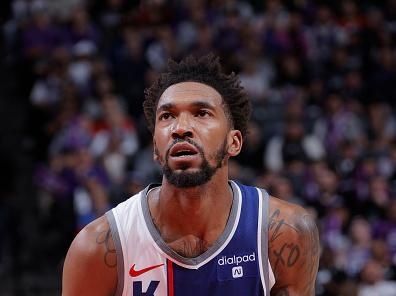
[197,110,210,117]
[158,113,173,120]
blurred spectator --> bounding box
[364,176,392,219]
[304,161,345,218]
[131,142,162,185]
[146,26,180,72]
[90,94,139,189]
[94,0,127,45]
[67,40,97,96]
[29,46,70,109]
[63,5,101,48]
[46,0,83,21]
[21,3,61,61]
[368,46,396,105]
[354,154,381,203]
[370,239,396,280]
[358,259,396,296]
[70,147,111,230]
[123,171,146,197]
[269,176,304,206]
[265,116,325,173]
[343,217,372,277]
[111,27,149,117]
[367,102,396,154]
[307,5,343,66]
[239,55,272,103]
[236,121,266,175]
[320,202,350,265]
[314,92,365,157]
[373,200,396,265]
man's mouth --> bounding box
[169,142,199,158]
[172,150,197,157]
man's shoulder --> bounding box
[70,215,114,260]
[62,215,118,295]
[268,196,308,219]
[268,196,317,240]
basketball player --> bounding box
[62,54,320,295]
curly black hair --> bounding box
[143,53,251,138]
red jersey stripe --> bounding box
[167,259,174,296]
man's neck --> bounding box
[148,173,233,255]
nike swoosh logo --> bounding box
[129,263,164,277]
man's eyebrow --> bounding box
[191,101,216,109]
[157,103,174,113]
[156,101,216,112]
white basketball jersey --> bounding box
[106,181,275,296]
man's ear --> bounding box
[227,130,243,157]
[153,140,159,162]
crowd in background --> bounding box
[1,0,396,295]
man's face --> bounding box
[153,81,240,187]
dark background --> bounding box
[1,0,396,295]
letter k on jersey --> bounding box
[129,263,164,277]
[133,281,160,296]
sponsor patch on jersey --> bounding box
[216,251,258,281]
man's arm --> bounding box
[62,215,118,296]
[268,198,320,296]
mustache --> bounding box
[165,138,204,160]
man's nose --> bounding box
[171,114,193,139]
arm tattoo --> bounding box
[269,209,301,274]
[96,229,117,268]
[269,209,299,243]
[273,242,300,271]
[269,209,320,295]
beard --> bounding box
[156,138,228,188]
